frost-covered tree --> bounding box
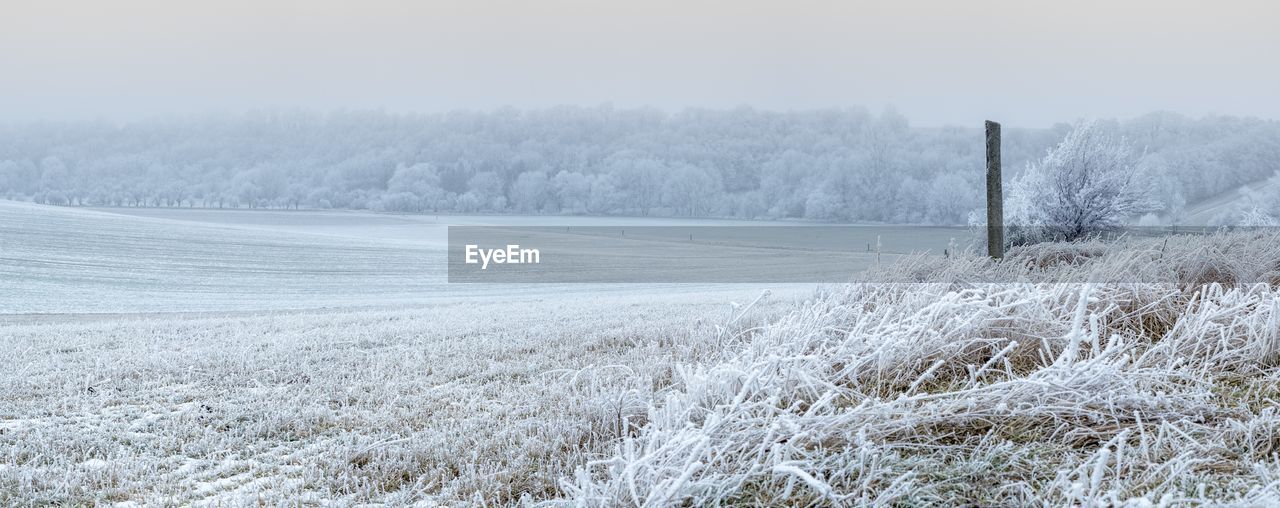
[1217,171,1280,226]
[551,170,591,213]
[386,163,445,212]
[1006,121,1159,244]
[759,150,815,219]
[0,160,19,193]
[802,187,844,221]
[585,174,621,214]
[465,171,506,211]
[510,171,550,213]
[661,164,720,217]
[609,156,666,216]
[38,157,69,195]
[925,173,977,225]
[0,108,1275,218]
[1245,172,1280,218]
[1238,207,1278,227]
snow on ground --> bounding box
[0,200,818,504]
[0,201,820,314]
[0,291,795,505]
[10,201,1280,505]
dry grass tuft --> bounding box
[560,232,1280,506]
[1007,241,1109,269]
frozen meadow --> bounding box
[4,200,1280,505]
[0,292,797,505]
[1,200,817,504]
[0,201,823,314]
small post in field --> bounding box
[985,120,1004,259]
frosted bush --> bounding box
[1005,121,1160,245]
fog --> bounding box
[3,0,1277,126]
[3,109,1277,226]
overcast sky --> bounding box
[2,0,1276,127]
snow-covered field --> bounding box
[7,200,1280,505]
[1,201,816,504]
[0,201,824,314]
[0,292,796,505]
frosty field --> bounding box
[4,0,1276,503]
[0,201,834,314]
[0,292,797,505]
[7,200,1280,506]
[1,201,820,504]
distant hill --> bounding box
[1174,173,1280,226]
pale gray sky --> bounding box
[2,0,1276,126]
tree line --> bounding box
[1,107,1276,224]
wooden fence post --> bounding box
[985,120,1004,259]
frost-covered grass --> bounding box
[5,231,1280,506]
[0,293,793,505]
[563,231,1280,506]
